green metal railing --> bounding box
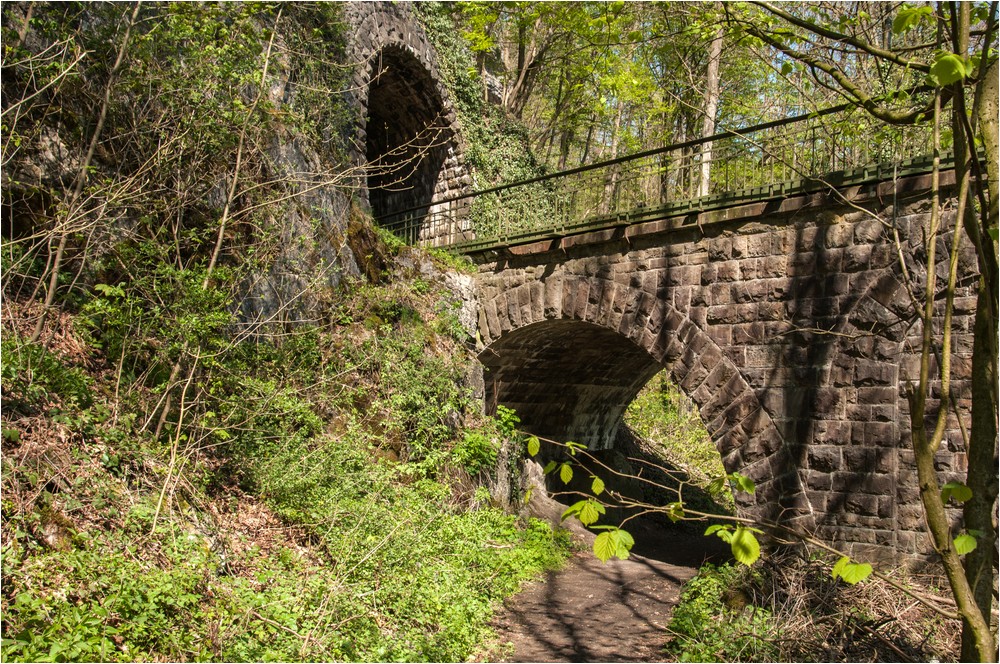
[376,103,942,253]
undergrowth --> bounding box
[1,241,569,662]
[665,555,960,663]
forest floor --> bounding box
[488,519,731,662]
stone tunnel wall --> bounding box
[472,176,975,565]
[343,2,472,246]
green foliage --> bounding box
[494,405,521,437]
[892,5,933,34]
[831,556,874,585]
[953,532,979,555]
[928,51,974,86]
[414,1,547,202]
[665,563,778,662]
[561,499,605,527]
[1,335,93,414]
[626,373,724,476]
[940,481,973,504]
[453,430,499,475]
[246,432,568,661]
[705,524,763,566]
[591,526,635,563]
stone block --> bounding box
[807,446,841,472]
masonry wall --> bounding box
[472,176,974,564]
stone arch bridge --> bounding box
[343,2,975,564]
[469,179,975,564]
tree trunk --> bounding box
[698,24,723,198]
[961,47,1000,664]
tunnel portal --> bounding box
[365,45,450,234]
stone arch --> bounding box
[478,275,814,525]
[343,2,472,245]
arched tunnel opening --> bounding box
[481,320,662,450]
[480,320,735,559]
[365,45,450,238]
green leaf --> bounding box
[579,500,605,526]
[780,61,793,76]
[561,499,605,525]
[93,283,125,298]
[832,555,849,579]
[707,477,726,495]
[559,462,573,484]
[593,527,635,563]
[542,460,558,475]
[705,524,729,537]
[832,555,873,584]
[711,526,734,544]
[591,476,605,496]
[941,481,972,504]
[730,526,760,565]
[892,5,932,34]
[729,473,756,495]
[527,436,540,457]
[954,533,978,555]
[929,52,968,86]
[841,562,873,584]
[593,531,618,562]
[665,501,684,522]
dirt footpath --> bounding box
[490,524,731,662]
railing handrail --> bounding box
[378,100,862,225]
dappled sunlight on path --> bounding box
[490,527,730,662]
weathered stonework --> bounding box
[471,175,974,565]
[334,3,971,565]
[343,2,471,245]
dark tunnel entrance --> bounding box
[480,319,735,562]
[480,320,662,450]
[365,45,450,240]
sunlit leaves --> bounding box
[729,473,756,495]
[831,556,873,584]
[590,476,605,496]
[705,524,762,565]
[708,472,756,497]
[891,5,932,34]
[928,52,973,87]
[561,499,605,526]
[940,481,972,504]
[526,436,540,457]
[559,462,573,484]
[730,527,761,565]
[953,532,979,555]
[592,527,635,563]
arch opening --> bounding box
[480,320,662,450]
[365,46,450,238]
[481,319,737,552]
